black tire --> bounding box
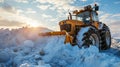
[100,24,111,50]
[76,26,100,49]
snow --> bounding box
[0,27,120,67]
[76,27,90,47]
[0,50,10,63]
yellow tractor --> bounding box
[39,4,111,50]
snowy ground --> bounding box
[0,27,120,67]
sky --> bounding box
[0,0,120,36]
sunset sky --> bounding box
[0,0,120,34]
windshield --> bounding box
[77,11,90,22]
[72,11,90,23]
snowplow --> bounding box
[39,4,111,50]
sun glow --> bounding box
[28,22,40,27]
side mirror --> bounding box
[94,4,99,11]
[95,6,99,11]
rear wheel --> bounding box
[76,26,100,49]
[100,24,111,50]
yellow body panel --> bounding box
[59,20,85,35]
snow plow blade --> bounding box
[39,31,73,44]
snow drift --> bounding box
[0,27,120,67]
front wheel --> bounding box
[76,26,100,49]
[100,24,111,50]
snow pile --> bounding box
[38,36,120,67]
[0,27,51,49]
[0,28,120,67]
[19,36,120,67]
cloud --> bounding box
[36,0,81,22]
[35,0,83,30]
[112,14,120,17]
[26,8,36,14]
[99,12,120,35]
[0,0,4,3]
[100,13,120,24]
[109,22,120,36]
[0,7,40,28]
[15,0,28,3]
[0,18,26,27]
[36,0,78,11]
[36,0,74,5]
[81,0,87,2]
[17,9,24,14]
[36,0,83,21]
[37,4,51,10]
[42,14,52,18]
[99,14,111,23]
[1,3,18,14]
[1,3,27,15]
[114,1,120,4]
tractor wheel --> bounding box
[100,24,111,50]
[76,26,100,49]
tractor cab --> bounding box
[59,4,99,34]
[76,11,91,24]
[71,4,99,23]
